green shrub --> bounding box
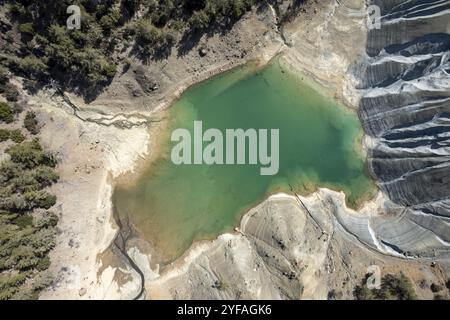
[170,19,184,32]
[0,66,8,84]
[189,10,211,30]
[11,245,40,270]
[99,9,121,33]
[11,288,38,300]
[16,56,48,79]
[34,211,58,229]
[11,102,24,114]
[32,271,53,291]
[10,130,25,143]
[0,191,56,212]
[0,83,19,102]
[0,160,20,183]
[24,111,39,135]
[0,287,16,300]
[0,129,58,299]
[231,0,251,18]
[9,171,40,193]
[353,283,374,300]
[0,15,59,296]
[23,190,56,210]
[354,273,417,300]
[35,256,50,271]
[7,166,58,193]
[431,283,443,293]
[27,227,57,255]
[13,214,33,228]
[32,166,59,188]
[18,23,34,35]
[0,273,27,300]
[8,3,26,16]
[6,139,56,169]
[1,193,27,211]
[102,61,117,79]
[386,273,417,300]
[135,19,160,45]
[0,102,14,123]
[0,129,10,142]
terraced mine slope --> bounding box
[358,0,450,258]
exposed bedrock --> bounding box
[357,0,450,258]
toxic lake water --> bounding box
[113,59,375,264]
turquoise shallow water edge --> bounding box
[113,59,375,263]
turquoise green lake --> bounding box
[113,59,375,263]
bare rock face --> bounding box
[358,0,450,257]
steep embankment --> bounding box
[358,0,450,258]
